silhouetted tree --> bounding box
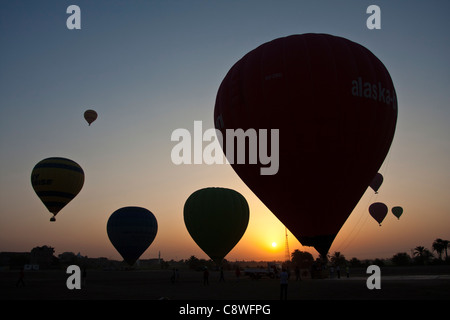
[372,258,385,267]
[329,251,346,267]
[432,239,449,260]
[392,252,411,266]
[291,250,314,269]
[186,255,200,269]
[413,246,433,265]
[348,257,363,268]
[443,240,449,260]
[30,245,58,269]
[318,253,328,263]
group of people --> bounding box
[329,265,350,278]
[174,264,351,300]
[202,266,226,285]
[201,266,292,300]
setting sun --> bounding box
[271,242,277,248]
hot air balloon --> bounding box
[84,109,97,126]
[31,157,84,221]
[183,187,249,265]
[107,206,158,266]
[392,206,403,220]
[213,34,397,257]
[369,202,388,226]
[370,173,383,194]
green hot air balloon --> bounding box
[184,187,249,265]
[392,206,403,220]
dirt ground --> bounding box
[2,267,450,301]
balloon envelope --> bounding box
[84,109,97,126]
[370,173,383,194]
[392,206,403,220]
[184,187,249,265]
[107,206,158,266]
[369,202,388,226]
[214,34,397,256]
[31,157,84,221]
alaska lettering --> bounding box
[351,77,396,107]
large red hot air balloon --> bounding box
[214,34,397,257]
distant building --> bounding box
[0,252,30,269]
[137,258,161,268]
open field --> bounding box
[1,266,450,301]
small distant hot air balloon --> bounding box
[369,202,388,226]
[31,157,84,221]
[84,109,97,126]
[107,207,158,266]
[392,206,403,220]
[370,173,383,194]
[184,187,249,265]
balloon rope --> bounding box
[334,149,394,254]
[333,190,377,253]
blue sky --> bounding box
[0,1,449,261]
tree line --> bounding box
[289,238,450,269]
[2,239,448,271]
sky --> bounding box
[0,0,449,262]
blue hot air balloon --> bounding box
[107,206,158,266]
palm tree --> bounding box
[442,240,449,260]
[432,239,446,260]
[413,246,426,258]
[413,246,433,265]
[441,240,450,260]
[330,251,346,266]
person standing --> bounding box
[295,266,301,281]
[16,267,25,287]
[280,268,288,300]
[235,267,241,281]
[82,267,87,287]
[219,266,225,282]
[203,267,209,285]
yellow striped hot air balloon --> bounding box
[31,157,84,221]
